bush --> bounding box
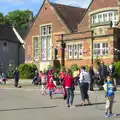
[114,61,120,78]
[60,65,66,72]
[18,63,37,79]
[70,64,79,74]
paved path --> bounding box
[0,85,120,120]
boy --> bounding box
[103,75,116,118]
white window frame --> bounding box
[40,24,52,61]
[73,44,77,59]
[91,10,119,24]
[94,42,108,56]
[68,45,73,59]
[33,37,39,60]
[0,61,3,69]
[78,44,83,58]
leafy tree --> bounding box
[5,10,33,29]
[0,12,10,25]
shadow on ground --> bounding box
[0,105,58,112]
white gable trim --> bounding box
[13,27,25,48]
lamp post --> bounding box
[60,34,66,66]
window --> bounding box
[94,42,108,56]
[78,44,82,58]
[68,44,82,59]
[73,45,77,58]
[68,45,73,59]
[2,41,8,51]
[33,37,39,60]
[91,10,118,25]
[0,61,3,69]
[41,25,52,60]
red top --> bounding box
[46,82,56,90]
[63,74,74,88]
[59,72,66,79]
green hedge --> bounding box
[18,63,37,79]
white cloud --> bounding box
[54,0,92,8]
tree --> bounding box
[0,12,10,25]
[5,10,33,29]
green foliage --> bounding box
[60,65,66,72]
[18,63,37,79]
[47,64,53,70]
[0,12,10,25]
[8,61,15,78]
[114,61,120,78]
[70,64,79,73]
[5,10,33,29]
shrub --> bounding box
[18,63,37,79]
[60,65,66,72]
[114,61,120,78]
[70,64,79,74]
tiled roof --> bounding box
[0,24,19,42]
[51,3,86,32]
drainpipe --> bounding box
[91,30,94,65]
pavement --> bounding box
[0,79,120,120]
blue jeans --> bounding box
[66,88,74,105]
[49,90,52,97]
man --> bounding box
[100,62,108,84]
[109,62,116,85]
[13,68,19,87]
[89,66,95,91]
[79,66,91,106]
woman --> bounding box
[79,66,91,106]
[64,69,75,108]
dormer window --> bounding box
[91,10,119,25]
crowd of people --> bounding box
[0,61,117,118]
[31,62,117,117]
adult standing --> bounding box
[64,69,75,108]
[79,66,91,106]
[13,68,19,87]
[108,62,116,85]
[100,62,108,84]
[89,66,95,91]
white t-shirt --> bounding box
[79,70,90,83]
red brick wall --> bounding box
[25,2,69,61]
[78,0,118,32]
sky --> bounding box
[0,0,92,15]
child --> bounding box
[41,73,47,95]
[46,78,56,98]
[103,75,116,118]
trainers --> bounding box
[70,105,76,108]
[109,113,116,117]
[105,113,109,118]
[68,104,70,107]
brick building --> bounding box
[25,0,120,70]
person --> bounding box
[89,66,95,91]
[13,68,19,87]
[103,75,116,118]
[108,62,116,85]
[59,71,66,100]
[41,72,47,95]
[100,62,108,83]
[46,78,56,99]
[79,66,91,106]
[64,69,75,108]
[73,68,80,85]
